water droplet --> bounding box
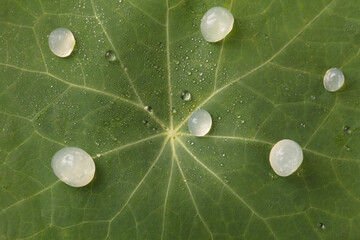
[345,145,351,151]
[200,7,234,42]
[172,108,177,114]
[181,90,191,101]
[51,147,95,187]
[96,153,101,158]
[188,109,212,137]
[323,68,345,92]
[269,139,303,177]
[220,163,223,167]
[145,106,152,112]
[48,28,75,57]
[317,223,325,229]
[311,95,316,100]
[105,50,116,61]
[300,123,306,128]
[222,153,226,157]
[344,126,350,132]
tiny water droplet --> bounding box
[145,106,152,112]
[172,108,177,114]
[181,91,191,101]
[142,120,149,125]
[300,123,306,128]
[317,223,325,229]
[344,126,350,132]
[222,153,226,157]
[345,145,351,151]
[105,50,116,61]
[220,163,223,167]
[96,153,101,158]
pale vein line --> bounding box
[0,180,60,213]
[32,86,71,121]
[34,129,67,147]
[0,111,32,122]
[0,63,167,129]
[0,21,34,29]
[89,0,144,106]
[174,0,335,132]
[33,28,48,72]
[172,140,214,239]
[179,133,274,146]
[166,0,174,130]
[169,0,185,10]
[213,0,234,92]
[105,138,169,239]
[14,0,39,20]
[93,133,166,158]
[127,0,166,27]
[269,62,322,77]
[43,12,96,18]
[304,100,336,148]
[331,161,360,203]
[177,139,277,238]
[180,133,360,163]
[161,154,175,240]
[75,56,86,86]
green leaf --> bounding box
[1,0,360,239]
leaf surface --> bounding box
[1,0,360,239]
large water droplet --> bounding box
[269,139,303,177]
[200,7,234,42]
[105,50,116,61]
[181,90,191,101]
[323,68,344,92]
[48,27,76,57]
[188,109,212,137]
[51,147,95,187]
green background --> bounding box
[1,0,360,239]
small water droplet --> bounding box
[311,95,316,100]
[317,223,325,229]
[181,91,191,101]
[222,153,226,157]
[96,153,101,157]
[220,163,223,167]
[145,106,152,112]
[300,123,306,128]
[344,126,350,132]
[142,120,149,125]
[345,145,351,151]
[172,108,177,114]
[105,50,116,61]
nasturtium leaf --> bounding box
[1,0,360,239]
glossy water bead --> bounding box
[188,109,212,136]
[200,7,234,42]
[51,147,95,187]
[48,28,76,57]
[269,139,303,177]
[323,68,345,92]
